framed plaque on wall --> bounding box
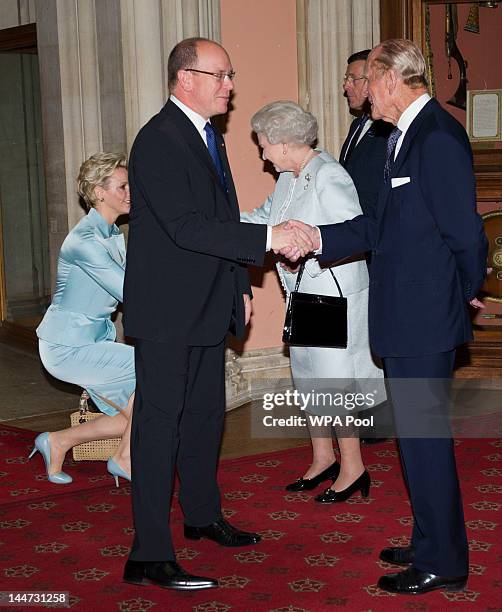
[467,89,502,143]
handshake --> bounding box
[271,220,321,261]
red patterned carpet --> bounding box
[0,425,500,611]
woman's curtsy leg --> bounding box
[110,392,134,477]
[46,399,129,475]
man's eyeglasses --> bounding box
[185,69,236,82]
[343,75,367,85]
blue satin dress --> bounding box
[36,208,135,416]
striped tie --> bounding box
[383,127,402,180]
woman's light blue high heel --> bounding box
[28,432,73,484]
[107,458,131,487]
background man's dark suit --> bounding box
[339,116,392,441]
[339,117,391,219]
[124,99,266,561]
[319,98,487,577]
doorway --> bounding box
[0,24,50,331]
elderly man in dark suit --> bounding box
[285,38,487,595]
[123,37,310,591]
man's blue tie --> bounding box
[204,122,227,191]
[383,126,402,180]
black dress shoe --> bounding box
[285,461,340,491]
[184,517,261,547]
[360,437,387,445]
[379,546,415,566]
[377,566,467,595]
[123,559,217,591]
[314,470,370,503]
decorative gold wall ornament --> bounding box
[482,210,502,302]
[464,3,480,33]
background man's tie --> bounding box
[383,127,402,180]
[204,122,228,191]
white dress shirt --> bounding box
[394,92,431,159]
[170,95,209,145]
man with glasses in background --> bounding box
[340,49,392,444]
[123,37,311,591]
[340,50,392,219]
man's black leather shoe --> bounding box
[285,460,340,491]
[379,546,415,566]
[184,517,261,547]
[377,566,467,595]
[123,559,217,590]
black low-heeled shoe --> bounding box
[285,461,340,492]
[314,469,370,503]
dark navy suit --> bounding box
[319,98,487,576]
[340,117,392,218]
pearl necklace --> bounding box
[296,149,316,176]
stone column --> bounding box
[34,0,129,283]
[121,0,221,148]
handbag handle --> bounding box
[293,261,344,298]
[78,390,90,424]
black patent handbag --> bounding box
[282,261,347,348]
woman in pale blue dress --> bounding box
[30,153,134,485]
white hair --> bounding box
[371,39,427,89]
[251,100,318,146]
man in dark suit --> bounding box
[122,37,309,591]
[285,39,487,595]
[340,49,393,444]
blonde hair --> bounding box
[77,152,127,211]
[371,39,427,89]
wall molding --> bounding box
[225,345,292,411]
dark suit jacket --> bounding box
[320,98,487,358]
[124,100,267,345]
[340,117,392,218]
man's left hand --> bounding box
[243,294,252,325]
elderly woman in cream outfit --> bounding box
[242,101,384,503]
